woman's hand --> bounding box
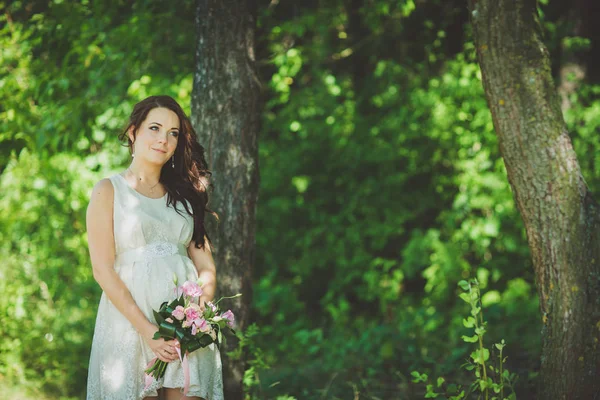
[142,325,179,363]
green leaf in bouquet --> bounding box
[154,310,165,325]
[175,327,186,342]
[198,333,214,347]
[159,301,169,311]
[188,333,214,353]
[165,303,176,315]
[187,340,203,353]
[215,318,227,329]
[179,336,193,354]
[203,308,215,319]
[158,321,177,339]
[152,331,162,340]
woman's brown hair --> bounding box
[118,95,218,250]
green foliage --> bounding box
[0,0,195,162]
[0,147,112,396]
[252,1,542,398]
[412,279,518,400]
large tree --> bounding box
[191,0,262,398]
[468,0,600,398]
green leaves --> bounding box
[458,280,470,291]
[412,371,426,382]
[463,317,476,328]
[470,348,490,365]
[462,334,479,343]
[153,310,164,326]
[414,276,517,399]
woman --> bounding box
[85,95,224,400]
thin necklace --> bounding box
[126,167,161,194]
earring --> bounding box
[171,155,175,168]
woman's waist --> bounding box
[114,242,189,266]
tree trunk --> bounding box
[192,1,261,398]
[467,1,600,398]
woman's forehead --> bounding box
[145,107,180,129]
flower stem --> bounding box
[214,293,242,306]
[499,347,504,400]
[159,360,167,377]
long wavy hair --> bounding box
[118,95,218,250]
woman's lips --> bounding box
[153,149,167,153]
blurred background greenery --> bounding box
[1,0,599,399]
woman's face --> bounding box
[129,107,180,165]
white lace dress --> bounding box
[86,173,224,400]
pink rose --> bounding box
[196,318,210,332]
[221,310,235,328]
[172,306,185,321]
[181,281,203,298]
[185,307,199,322]
[165,317,174,323]
[191,324,197,336]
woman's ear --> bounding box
[128,126,135,143]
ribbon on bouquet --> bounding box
[173,339,191,396]
[143,340,189,396]
[144,357,159,391]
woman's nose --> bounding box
[157,132,168,143]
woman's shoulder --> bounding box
[89,177,116,202]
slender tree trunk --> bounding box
[192,1,261,398]
[468,1,600,398]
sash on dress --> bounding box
[115,242,188,266]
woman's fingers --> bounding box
[158,353,169,363]
[156,350,176,363]
[152,338,179,362]
[163,346,178,361]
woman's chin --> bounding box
[145,157,168,167]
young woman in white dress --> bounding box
[85,95,224,400]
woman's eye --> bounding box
[170,131,179,137]
[150,126,159,131]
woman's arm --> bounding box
[86,178,177,361]
[187,235,217,307]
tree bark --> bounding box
[192,1,261,398]
[467,1,600,398]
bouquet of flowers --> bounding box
[144,275,240,394]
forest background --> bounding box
[1,0,599,399]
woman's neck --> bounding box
[126,160,162,184]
